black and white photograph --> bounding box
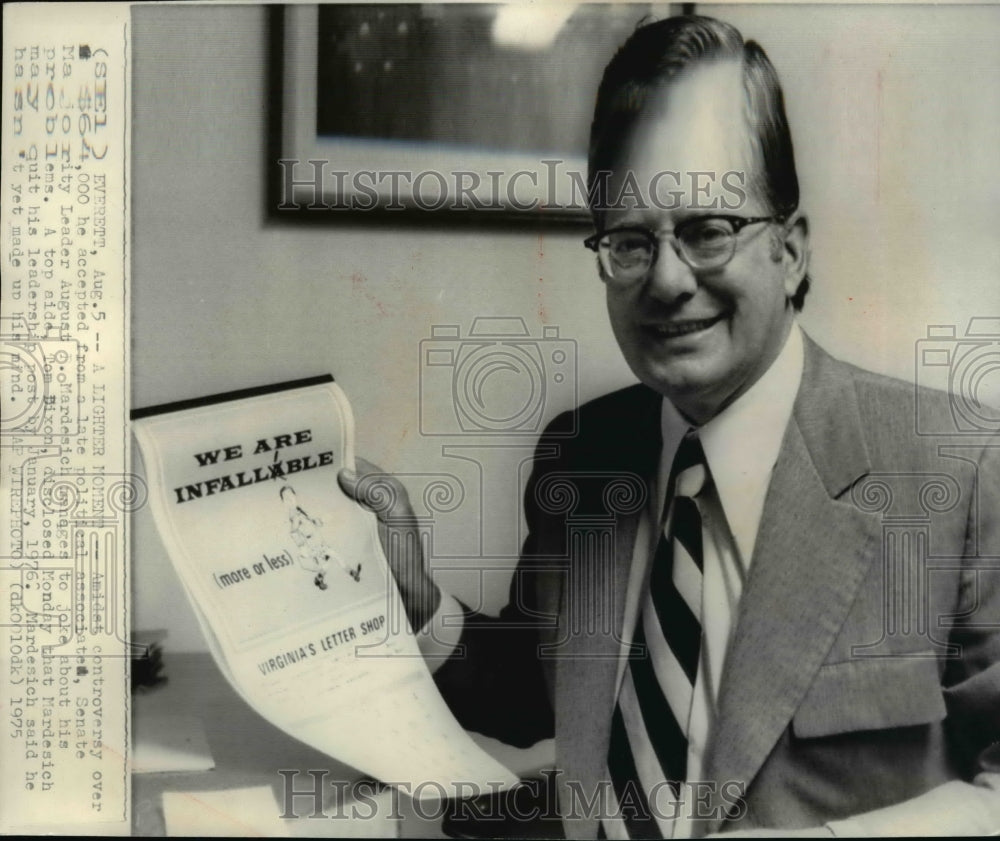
[2,1,1000,837]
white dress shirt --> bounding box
[610,322,803,835]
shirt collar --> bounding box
[659,321,804,563]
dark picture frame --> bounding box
[268,3,682,225]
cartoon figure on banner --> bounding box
[279,483,362,589]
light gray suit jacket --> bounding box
[434,335,1000,835]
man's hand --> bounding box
[338,457,441,632]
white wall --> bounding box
[131,4,1000,651]
[707,3,1000,363]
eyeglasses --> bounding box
[583,215,783,283]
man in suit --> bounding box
[340,15,1000,837]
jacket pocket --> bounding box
[792,656,946,738]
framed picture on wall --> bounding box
[270,3,682,223]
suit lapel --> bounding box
[702,338,880,825]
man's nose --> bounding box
[646,239,698,301]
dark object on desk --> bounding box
[131,631,168,692]
[442,774,564,839]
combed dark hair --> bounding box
[588,15,809,310]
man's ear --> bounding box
[781,212,810,299]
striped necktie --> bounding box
[602,431,708,839]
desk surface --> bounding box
[132,652,451,837]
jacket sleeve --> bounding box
[430,412,577,748]
[826,442,1000,835]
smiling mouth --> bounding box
[644,315,725,338]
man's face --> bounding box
[601,60,806,424]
